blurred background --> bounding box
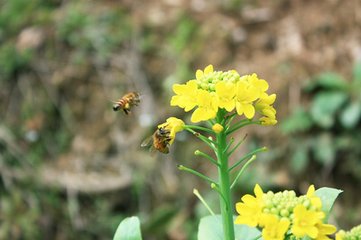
[1,0,361,239]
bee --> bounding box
[141,127,172,154]
[112,92,140,114]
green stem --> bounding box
[184,128,217,151]
[193,188,215,216]
[215,112,235,240]
[230,155,257,189]
[195,150,220,166]
[183,125,213,134]
[178,165,216,185]
[226,119,260,135]
[228,147,267,172]
[227,134,248,157]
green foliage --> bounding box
[113,216,142,240]
[56,2,131,63]
[315,187,343,221]
[281,62,361,177]
[197,215,261,240]
[0,42,32,80]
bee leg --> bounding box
[123,109,130,115]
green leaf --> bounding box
[290,143,309,173]
[113,216,142,240]
[305,72,347,92]
[197,215,261,240]
[281,107,313,134]
[311,133,335,166]
[315,187,343,221]
[310,92,347,128]
[340,102,361,129]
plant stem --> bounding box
[215,112,235,240]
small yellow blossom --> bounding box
[256,93,277,125]
[244,73,269,94]
[191,90,219,123]
[196,64,214,80]
[171,80,199,112]
[158,117,185,144]
[335,230,346,240]
[235,184,264,227]
[235,81,259,119]
[259,214,290,240]
[315,223,337,240]
[306,185,322,210]
[215,81,236,112]
[212,123,224,133]
[292,204,323,238]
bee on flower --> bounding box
[141,117,184,154]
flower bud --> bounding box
[212,123,224,133]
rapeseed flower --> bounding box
[171,80,199,112]
[259,214,290,240]
[235,184,264,227]
[315,223,337,240]
[235,184,337,240]
[292,204,323,238]
[191,90,218,123]
[170,65,277,123]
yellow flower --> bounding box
[315,223,337,240]
[215,81,236,112]
[335,230,346,240]
[306,185,322,210]
[245,73,269,93]
[235,184,264,227]
[191,90,219,123]
[212,123,224,133]
[171,65,277,124]
[171,80,199,112]
[158,117,185,144]
[291,204,324,238]
[256,93,277,125]
[259,214,290,240]
[196,64,214,80]
[235,81,259,119]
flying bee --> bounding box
[112,92,140,115]
[141,127,172,154]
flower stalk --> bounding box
[215,111,235,240]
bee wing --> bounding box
[141,135,153,148]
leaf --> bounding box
[315,187,343,221]
[310,92,347,128]
[290,143,309,173]
[113,216,142,240]
[197,215,261,240]
[281,107,313,134]
[305,72,347,92]
[340,101,361,129]
[311,133,335,166]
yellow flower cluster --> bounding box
[171,65,277,124]
[235,184,337,240]
[336,224,361,240]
